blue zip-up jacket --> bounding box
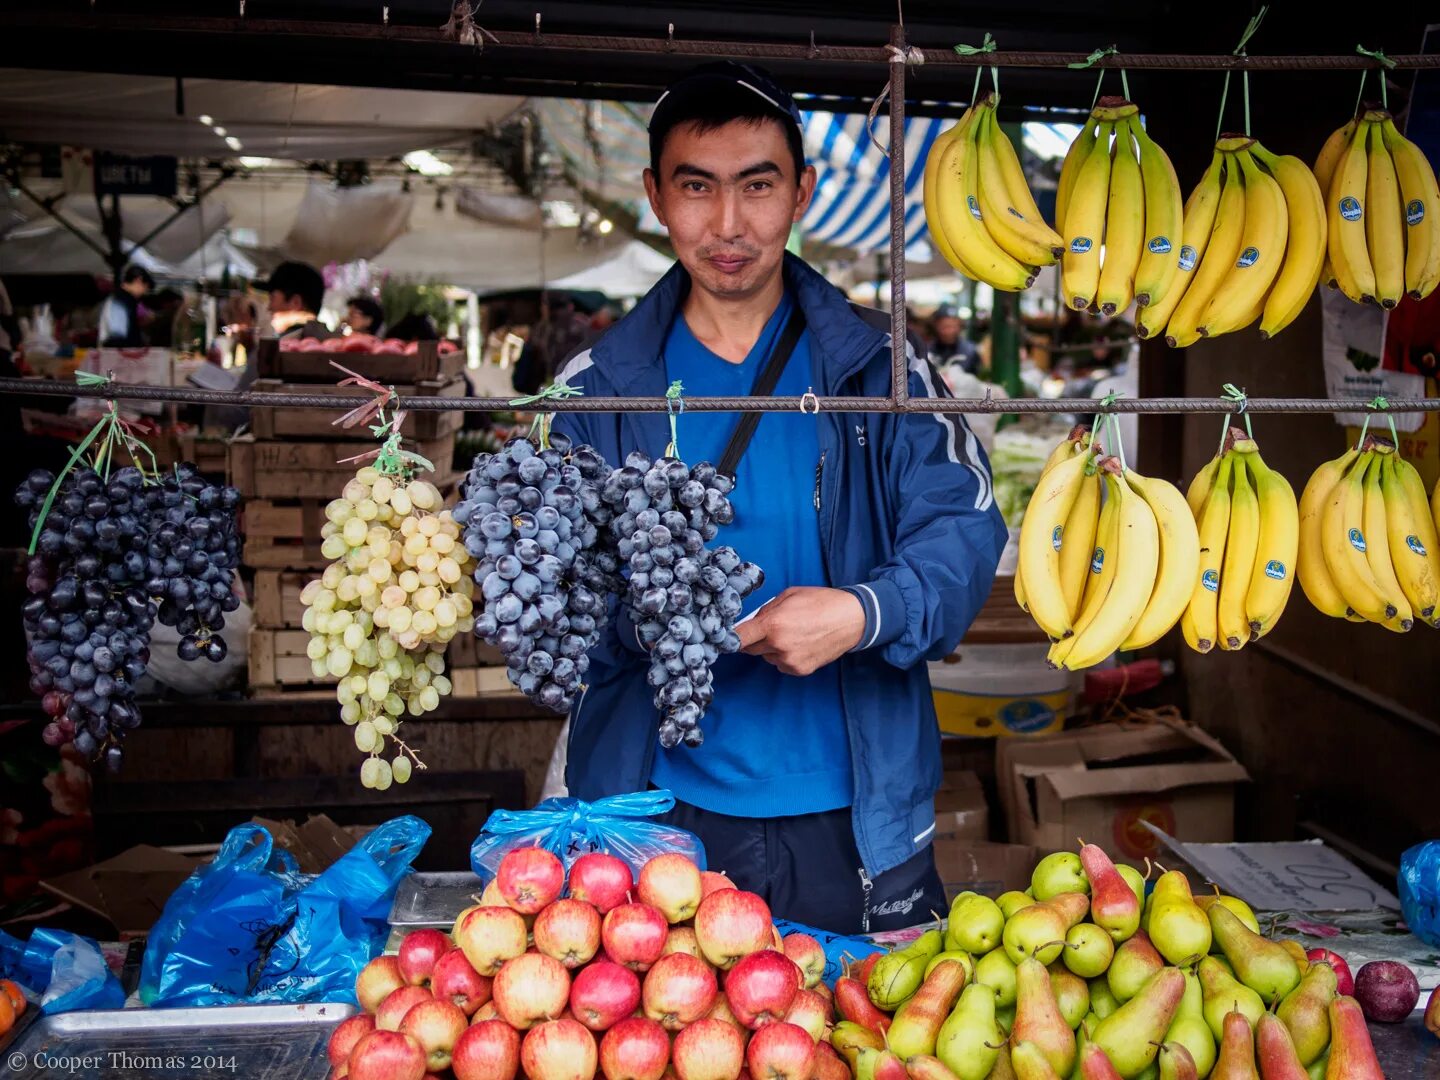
[551,254,1007,877]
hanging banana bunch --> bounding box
[923,92,1058,291]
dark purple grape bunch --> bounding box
[141,464,243,663]
[599,451,763,749]
[454,432,611,712]
[14,465,156,765]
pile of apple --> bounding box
[834,843,1392,1079]
[326,847,841,1080]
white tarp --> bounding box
[280,180,413,267]
[550,241,673,298]
[0,69,523,159]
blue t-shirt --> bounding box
[651,293,853,818]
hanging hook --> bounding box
[800,389,821,415]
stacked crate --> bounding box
[238,340,465,696]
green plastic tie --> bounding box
[1215,5,1267,140]
[511,381,584,449]
[955,34,998,104]
[665,380,685,458]
[1354,45,1395,114]
[1357,395,1398,450]
[1099,391,1127,473]
[1220,384,1254,448]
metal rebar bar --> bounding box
[888,26,910,408]
[4,379,1437,415]
[4,13,1438,71]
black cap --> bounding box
[650,61,804,137]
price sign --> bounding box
[1144,826,1399,913]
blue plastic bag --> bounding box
[1399,841,1440,947]
[141,815,429,1007]
[0,928,124,1012]
[471,790,705,882]
[772,918,883,988]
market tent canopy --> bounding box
[0,69,523,158]
[548,241,673,298]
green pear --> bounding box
[1151,870,1194,906]
[888,959,969,1059]
[1064,924,1115,980]
[927,949,975,982]
[1107,931,1164,1003]
[1194,894,1260,937]
[1134,1067,1159,1080]
[1116,865,1147,910]
[976,947,1020,1007]
[1156,1042,1199,1080]
[936,983,1004,1080]
[1013,1041,1065,1080]
[1000,890,1037,919]
[1304,1049,1328,1080]
[1197,957,1264,1042]
[1211,1010,1258,1080]
[1010,958,1077,1076]
[1004,903,1070,966]
[949,893,1006,954]
[1207,906,1300,1005]
[1276,960,1336,1066]
[870,928,944,1010]
[1148,898,1213,968]
[997,1003,1017,1035]
[1162,969,1216,1079]
[1050,967,1091,1030]
[1032,852,1090,901]
[1090,967,1186,1078]
[1089,978,1121,1020]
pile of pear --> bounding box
[829,843,1386,1080]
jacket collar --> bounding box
[591,252,887,395]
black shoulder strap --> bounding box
[717,306,807,479]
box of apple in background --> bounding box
[996,720,1249,866]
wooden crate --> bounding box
[255,338,466,383]
[250,375,466,441]
[451,666,523,698]
[959,574,1050,646]
[228,433,457,499]
[249,626,323,689]
[252,569,310,628]
[242,498,329,569]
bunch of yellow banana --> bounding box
[1057,97,1183,317]
[923,92,1060,292]
[1317,109,1440,307]
[1298,439,1440,631]
[1139,135,1327,346]
[1015,427,1199,669]
[1181,430,1300,652]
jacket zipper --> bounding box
[858,867,874,933]
[813,450,826,511]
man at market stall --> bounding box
[99,265,154,347]
[258,261,332,341]
[551,62,1006,934]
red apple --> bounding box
[569,853,635,915]
[782,990,828,1043]
[639,854,703,924]
[672,1017,745,1080]
[452,1019,521,1080]
[456,905,529,976]
[745,1022,815,1080]
[348,1029,427,1080]
[663,926,704,961]
[1307,948,1355,996]
[811,984,834,1023]
[493,951,571,1030]
[642,951,718,1031]
[521,1018,598,1080]
[707,993,742,1030]
[378,985,434,1031]
[432,948,493,1016]
[781,935,825,990]
[400,999,468,1071]
[497,847,566,914]
[357,955,407,1013]
[726,950,801,1030]
[535,899,603,969]
[599,1016,671,1080]
[328,1014,377,1068]
[400,928,452,986]
[809,1042,849,1080]
[701,871,737,898]
[694,891,774,970]
[571,960,642,1032]
[603,903,669,972]
[1354,960,1420,1023]
[472,1000,499,1023]
[479,880,508,907]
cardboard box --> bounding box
[251,813,372,874]
[41,845,201,936]
[933,841,1039,901]
[934,770,989,842]
[997,721,1249,864]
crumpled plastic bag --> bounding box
[0,927,124,1013]
[772,918,883,988]
[471,790,704,882]
[1399,841,1440,947]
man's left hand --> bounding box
[737,587,865,676]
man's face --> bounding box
[934,316,961,344]
[123,278,148,299]
[270,290,304,314]
[644,118,815,303]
